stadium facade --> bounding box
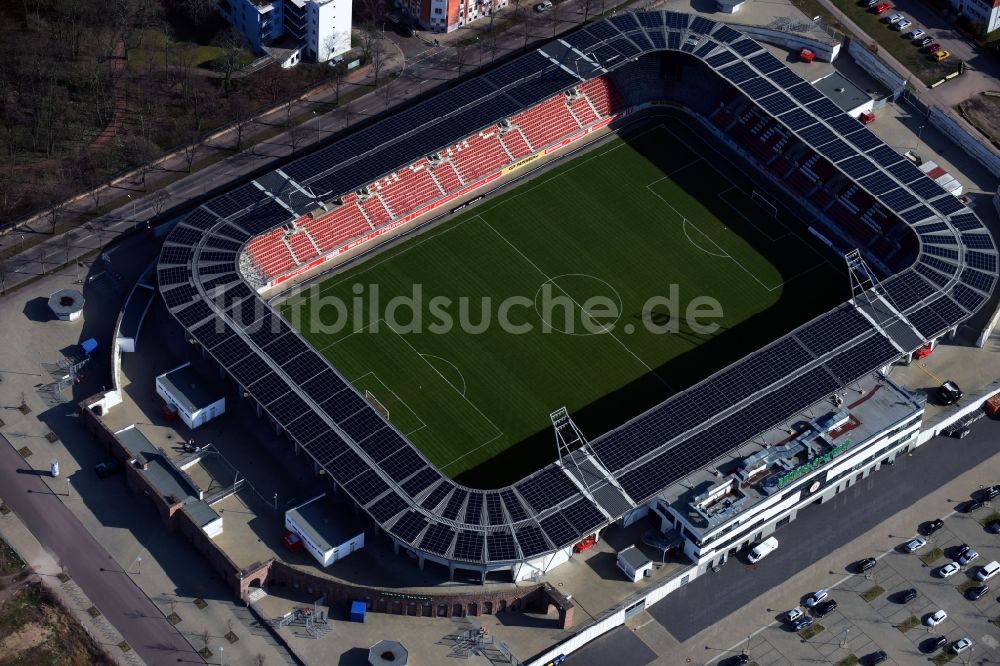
[156,11,997,583]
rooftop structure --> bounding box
[812,71,872,117]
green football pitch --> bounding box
[280,117,845,487]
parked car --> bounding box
[915,37,933,47]
[906,29,926,39]
[963,499,985,513]
[951,637,973,654]
[960,549,979,566]
[805,589,828,607]
[925,43,942,53]
[899,588,918,603]
[864,0,879,5]
[866,651,889,665]
[814,599,838,617]
[793,616,815,631]
[94,458,122,479]
[956,543,971,558]
[873,2,892,13]
[939,562,961,578]
[967,585,990,601]
[923,635,948,652]
[987,520,1000,533]
[979,484,1000,500]
[855,557,877,573]
[976,561,1000,581]
[786,607,804,622]
[534,1,553,10]
[904,537,927,552]
[886,12,904,22]
[722,656,750,666]
[895,19,913,30]
[926,609,948,627]
[923,519,945,535]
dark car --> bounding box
[923,518,945,535]
[988,520,1000,534]
[915,36,933,47]
[937,380,963,404]
[956,543,971,558]
[963,500,985,513]
[866,651,888,665]
[922,635,948,653]
[722,656,750,666]
[980,485,1000,500]
[899,588,918,603]
[814,599,838,617]
[94,458,122,479]
[856,557,877,573]
[967,585,990,601]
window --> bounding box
[434,7,443,13]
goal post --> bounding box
[365,389,390,421]
[751,190,778,219]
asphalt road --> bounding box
[568,415,1000,665]
[0,435,196,665]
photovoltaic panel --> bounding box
[283,351,327,385]
[778,108,816,132]
[486,494,505,525]
[301,369,349,406]
[694,40,718,58]
[916,221,949,234]
[637,10,663,28]
[501,490,529,522]
[668,31,681,50]
[805,98,841,120]
[182,208,219,230]
[962,233,994,250]
[837,155,876,180]
[718,62,755,84]
[586,19,620,41]
[900,205,934,225]
[515,523,550,557]
[886,160,925,185]
[952,283,985,312]
[539,512,577,548]
[562,498,606,534]
[203,236,241,252]
[649,31,666,49]
[915,262,949,287]
[285,412,330,449]
[961,267,995,293]
[564,28,600,51]
[629,32,653,52]
[664,11,689,29]
[756,93,795,116]
[205,195,242,218]
[712,24,741,42]
[880,189,918,211]
[160,245,194,266]
[825,114,864,136]
[739,78,778,100]
[420,523,454,555]
[420,481,452,510]
[908,177,948,201]
[924,245,959,261]
[882,272,933,311]
[158,266,190,287]
[930,296,966,326]
[163,285,199,314]
[516,467,578,513]
[609,12,639,31]
[210,334,253,366]
[304,431,349,466]
[381,446,425,482]
[370,492,408,523]
[798,124,837,147]
[706,51,737,68]
[907,304,948,338]
[168,225,204,246]
[867,145,903,168]
[267,391,310,423]
[345,470,389,505]
[487,532,518,561]
[859,172,897,196]
[442,488,467,520]
[786,83,823,105]
[608,38,640,59]
[816,138,854,162]
[967,251,998,273]
[844,129,881,151]
[358,427,406,462]
[391,511,427,543]
[929,195,964,216]
[329,449,369,484]
[796,306,872,354]
[920,255,958,276]
[464,492,483,524]
[748,52,784,73]
[825,333,899,384]
[767,67,802,89]
[730,38,761,56]
[228,351,271,387]
[690,16,715,33]
[453,531,484,561]
[324,389,367,423]
[245,373,290,405]
[951,213,982,232]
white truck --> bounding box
[748,536,778,563]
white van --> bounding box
[976,560,1000,581]
[748,537,778,563]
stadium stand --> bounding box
[511,96,583,151]
[500,128,534,159]
[450,133,513,185]
[380,161,445,217]
[246,229,297,278]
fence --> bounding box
[846,39,906,97]
[736,22,841,62]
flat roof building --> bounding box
[285,494,364,567]
[155,363,225,429]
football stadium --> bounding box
[157,10,997,582]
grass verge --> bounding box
[800,622,825,640]
[860,585,884,602]
[896,615,919,632]
[836,656,859,666]
[932,652,956,665]
[920,547,944,566]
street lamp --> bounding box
[312,111,321,142]
[219,645,224,666]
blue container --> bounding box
[350,600,366,623]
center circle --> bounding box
[532,273,622,336]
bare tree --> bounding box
[181,140,198,173]
[361,25,379,66]
[370,37,387,87]
[219,28,244,98]
[229,97,254,151]
[332,63,347,106]
[152,190,169,218]
[454,42,468,74]
[551,2,559,37]
[582,0,593,22]
[288,124,309,151]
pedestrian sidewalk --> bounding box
[0,503,147,666]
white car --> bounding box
[534,0,553,10]
[939,562,961,578]
[959,549,979,566]
[895,19,913,30]
[805,589,828,607]
[786,607,804,622]
[926,609,948,627]
[952,637,973,654]
[887,12,904,22]
[907,28,926,39]
[904,537,927,552]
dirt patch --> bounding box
[0,621,50,654]
[957,94,1000,149]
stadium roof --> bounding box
[157,11,997,568]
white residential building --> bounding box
[217,0,352,63]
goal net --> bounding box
[365,390,390,420]
[751,191,778,219]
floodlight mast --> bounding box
[551,407,600,498]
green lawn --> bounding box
[281,116,842,486]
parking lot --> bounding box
[733,500,1000,665]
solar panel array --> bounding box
[156,11,996,569]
